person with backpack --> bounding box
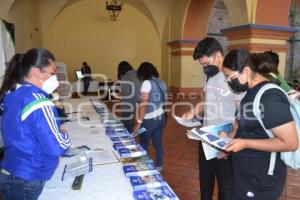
[222,49,298,199]
[133,62,167,172]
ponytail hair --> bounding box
[223,49,275,76]
[137,62,159,81]
[0,48,55,100]
[247,53,276,75]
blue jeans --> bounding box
[139,115,166,167]
[0,170,45,200]
[83,79,90,95]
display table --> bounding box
[39,98,133,200]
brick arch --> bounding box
[182,0,214,40]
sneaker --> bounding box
[156,166,163,172]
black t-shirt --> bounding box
[235,81,294,156]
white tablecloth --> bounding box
[39,99,134,200]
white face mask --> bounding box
[42,75,59,94]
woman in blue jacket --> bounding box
[0,48,70,200]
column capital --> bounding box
[221,24,300,52]
[167,40,198,56]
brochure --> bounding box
[121,155,154,165]
[113,140,137,150]
[189,123,233,160]
[117,145,147,158]
[110,135,134,143]
[133,185,179,200]
[173,115,202,128]
[130,174,167,191]
[123,162,158,177]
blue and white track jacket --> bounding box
[1,83,70,180]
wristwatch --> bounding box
[136,119,143,124]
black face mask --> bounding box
[228,78,249,93]
[203,65,219,78]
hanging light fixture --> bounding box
[106,0,123,21]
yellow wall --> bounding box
[181,56,204,88]
[44,0,161,82]
[169,0,190,40]
[5,0,43,52]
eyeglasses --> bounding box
[224,72,239,83]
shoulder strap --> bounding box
[151,78,166,103]
[253,83,288,175]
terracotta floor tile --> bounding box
[161,172,184,188]
[166,165,189,176]
[176,158,198,168]
[178,177,200,192]
[174,187,200,200]
[185,167,199,179]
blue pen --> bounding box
[61,164,67,181]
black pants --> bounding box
[199,142,232,200]
[232,153,286,200]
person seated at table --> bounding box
[0,48,71,200]
[117,61,141,132]
[133,62,167,171]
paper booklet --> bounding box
[123,162,159,177]
[188,123,233,160]
[121,155,154,165]
[173,115,202,128]
[130,174,167,191]
[84,149,120,165]
[133,185,179,200]
[113,140,137,150]
[117,145,147,158]
[110,135,134,143]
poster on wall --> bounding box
[56,62,71,98]
[0,19,15,79]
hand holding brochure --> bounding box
[173,115,202,127]
[188,123,233,160]
[190,128,231,150]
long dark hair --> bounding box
[0,48,55,99]
[117,61,133,80]
[223,49,274,75]
[137,62,159,81]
